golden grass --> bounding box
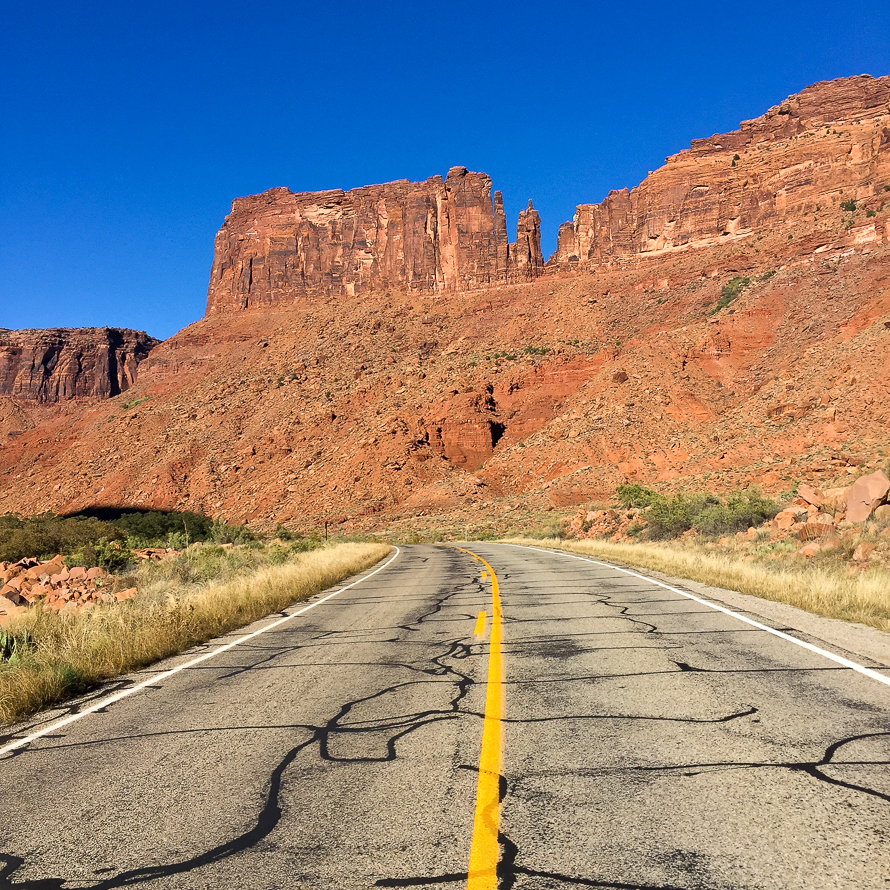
[505,537,890,633]
[0,542,391,725]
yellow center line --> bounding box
[455,546,503,890]
[473,611,487,636]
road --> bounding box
[1,543,889,889]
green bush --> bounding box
[111,510,215,545]
[615,483,661,508]
[709,276,750,315]
[0,515,124,563]
[647,492,715,538]
[645,488,778,539]
[840,199,857,212]
[208,519,256,545]
[720,276,750,300]
[0,509,254,564]
[286,532,323,552]
[64,539,134,573]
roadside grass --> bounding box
[0,542,391,725]
[503,536,890,633]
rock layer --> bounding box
[0,328,159,402]
[554,74,890,268]
[205,167,543,313]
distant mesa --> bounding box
[0,328,159,403]
[205,73,890,317]
[205,166,544,314]
[1,72,889,528]
[552,74,890,269]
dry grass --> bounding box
[0,542,391,725]
[505,537,890,633]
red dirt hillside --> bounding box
[0,74,888,531]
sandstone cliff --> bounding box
[205,167,543,313]
[553,74,890,268]
[0,328,159,402]
[1,75,890,534]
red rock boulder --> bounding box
[845,471,890,523]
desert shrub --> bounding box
[208,518,256,545]
[278,530,322,551]
[647,492,716,538]
[694,488,778,535]
[840,199,857,212]
[0,515,124,563]
[709,276,750,315]
[645,488,778,539]
[0,510,260,564]
[64,539,134,573]
[721,276,750,300]
[0,629,33,664]
[110,510,215,545]
[528,521,566,540]
[616,483,662,509]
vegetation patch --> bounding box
[616,484,778,538]
[709,276,750,315]
[0,509,255,564]
[119,396,150,410]
[0,542,391,725]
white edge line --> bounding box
[0,547,402,758]
[498,542,890,688]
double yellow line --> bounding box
[456,547,504,890]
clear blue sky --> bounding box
[2,1,888,340]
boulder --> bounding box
[799,524,829,541]
[797,484,824,507]
[823,488,848,514]
[852,543,876,562]
[845,471,890,523]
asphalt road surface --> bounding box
[1,543,889,889]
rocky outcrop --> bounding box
[0,328,159,402]
[508,200,544,280]
[205,167,543,313]
[553,74,890,268]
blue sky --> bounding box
[2,1,888,340]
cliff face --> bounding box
[2,74,890,531]
[0,328,159,402]
[554,74,890,268]
[205,166,544,314]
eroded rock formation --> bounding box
[0,328,159,402]
[205,167,543,313]
[554,74,890,268]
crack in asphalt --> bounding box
[2,547,888,888]
[0,550,485,888]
